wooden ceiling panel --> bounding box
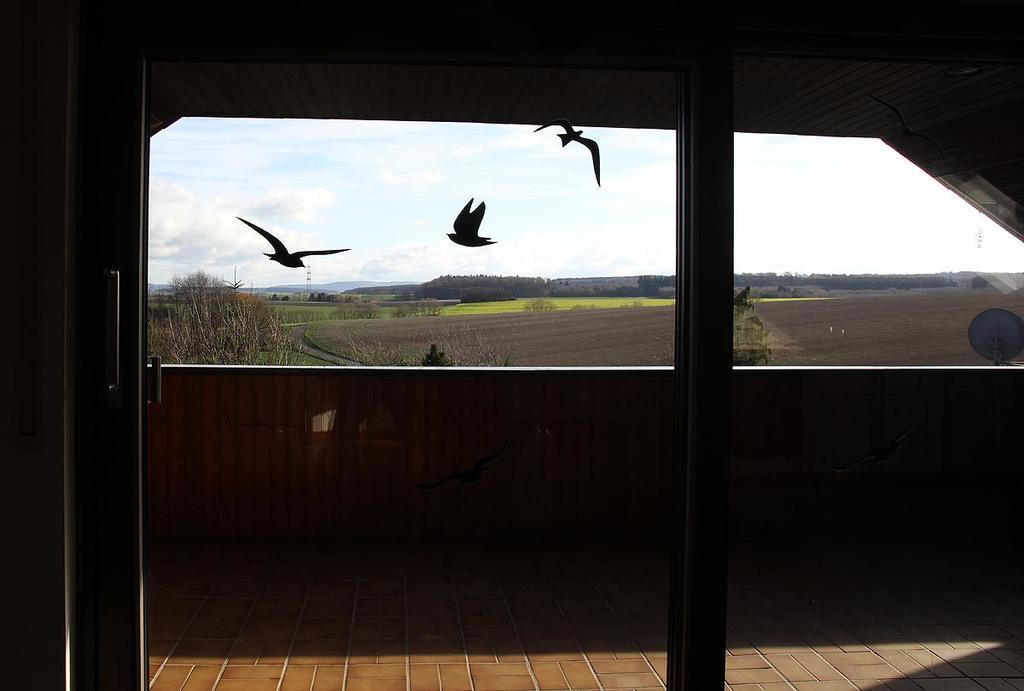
[151,63,678,130]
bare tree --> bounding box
[149,270,296,364]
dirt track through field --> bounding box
[757,290,1024,365]
[308,306,676,366]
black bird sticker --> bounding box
[831,413,920,472]
[869,94,947,160]
[534,118,601,186]
[447,199,494,247]
[237,217,349,268]
[415,438,511,489]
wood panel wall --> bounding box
[147,368,675,538]
[148,367,1024,539]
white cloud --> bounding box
[247,187,337,223]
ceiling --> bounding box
[150,59,1024,239]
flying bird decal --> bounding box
[534,118,601,186]
[831,412,920,472]
[416,438,511,489]
[237,217,349,268]
[869,94,946,160]
[447,198,494,247]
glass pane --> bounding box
[734,58,1024,367]
[145,63,680,691]
[148,63,676,368]
[727,55,1024,691]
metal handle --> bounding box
[105,269,120,399]
[147,355,162,404]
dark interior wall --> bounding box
[0,0,74,686]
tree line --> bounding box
[734,272,957,291]
[416,274,677,301]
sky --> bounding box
[148,118,1024,287]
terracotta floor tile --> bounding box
[792,683,858,690]
[439,663,474,691]
[347,665,408,678]
[977,680,1019,691]
[953,663,1021,678]
[220,664,285,679]
[472,675,538,690]
[311,665,345,691]
[914,680,987,690]
[170,639,234,665]
[411,663,443,691]
[532,661,569,690]
[597,672,662,688]
[228,638,289,665]
[344,677,410,691]
[151,665,193,691]
[409,597,459,617]
[409,639,467,663]
[215,679,282,690]
[466,639,524,663]
[288,639,348,665]
[821,652,886,667]
[725,667,786,685]
[309,581,357,598]
[182,666,222,691]
[559,661,600,690]
[521,639,584,662]
[353,616,406,638]
[905,649,964,677]
[279,665,316,691]
[834,663,904,680]
[409,616,462,639]
[590,660,652,674]
[471,662,532,677]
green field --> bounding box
[444,297,675,315]
[268,297,675,323]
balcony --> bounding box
[146,366,1024,690]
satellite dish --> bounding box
[968,308,1024,363]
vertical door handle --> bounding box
[147,355,162,404]
[105,268,120,402]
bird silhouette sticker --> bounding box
[237,217,349,268]
[415,438,511,489]
[534,118,601,186]
[869,94,946,160]
[447,199,494,247]
[831,412,920,472]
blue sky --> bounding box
[148,118,1024,287]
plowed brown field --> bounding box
[307,306,676,366]
[757,291,1024,365]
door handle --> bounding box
[147,355,162,405]
[105,268,120,403]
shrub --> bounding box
[421,343,453,366]
[148,270,294,365]
[335,300,380,320]
[523,298,556,312]
[392,300,444,318]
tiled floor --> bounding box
[148,539,670,691]
[149,537,1024,691]
[725,538,1024,691]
